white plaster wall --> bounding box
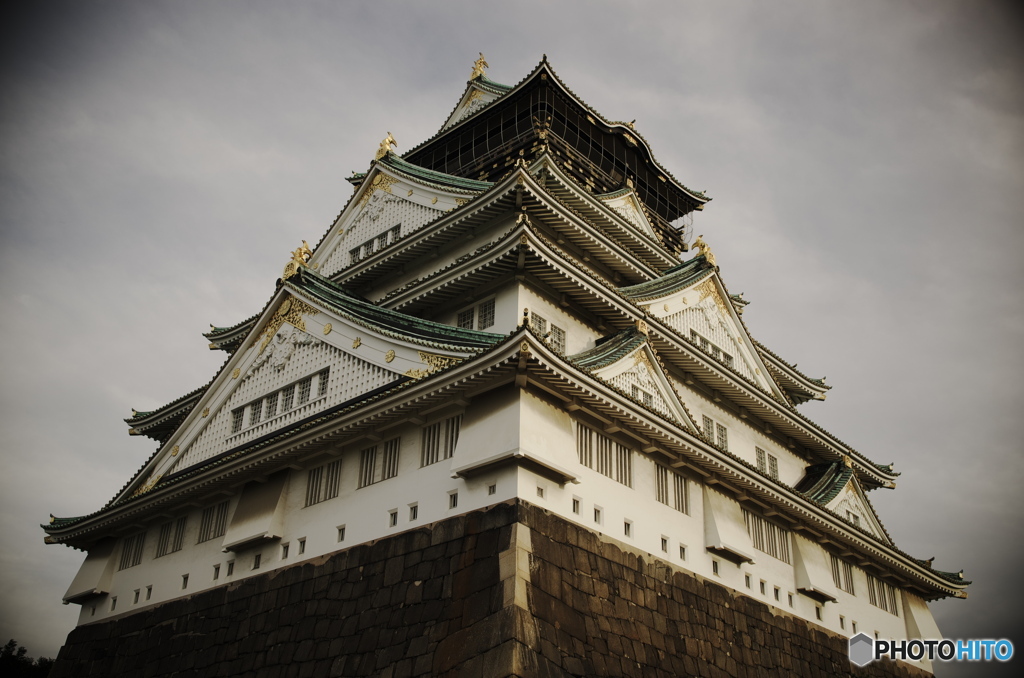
[517,285,601,356]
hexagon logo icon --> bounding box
[849,633,875,666]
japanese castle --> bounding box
[44,56,966,675]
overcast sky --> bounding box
[2,2,1022,674]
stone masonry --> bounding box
[50,500,931,677]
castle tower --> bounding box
[44,57,966,677]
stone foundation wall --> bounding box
[51,500,929,677]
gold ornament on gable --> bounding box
[252,297,318,353]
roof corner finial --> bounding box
[282,240,312,281]
[692,234,717,268]
[375,132,397,161]
[470,53,489,80]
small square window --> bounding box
[840,616,846,630]
[146,586,152,601]
[389,510,398,527]
[774,587,781,602]
[853,622,858,633]
[760,581,766,595]
[298,539,306,555]
[226,561,234,576]
[213,565,221,580]
[488,484,496,495]
[712,560,719,575]
[679,545,687,560]
[788,593,794,607]
[281,543,290,559]
[91,605,96,617]
[182,574,189,590]
[110,597,117,611]
[661,537,669,552]
[572,498,580,514]
[815,606,822,620]
[449,492,458,509]
[133,589,140,605]
[745,574,751,589]
[593,507,602,524]
[252,554,261,570]
[623,520,632,537]
[536,486,545,499]
[409,504,418,521]
[337,525,346,542]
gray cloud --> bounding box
[2,2,1021,673]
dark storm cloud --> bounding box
[2,3,1021,674]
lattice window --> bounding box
[421,415,462,466]
[231,408,245,433]
[477,298,495,329]
[197,501,229,543]
[743,509,791,563]
[530,312,547,335]
[281,385,295,412]
[867,575,900,615]
[768,455,778,480]
[306,459,342,506]
[690,329,735,367]
[702,415,715,443]
[716,423,728,451]
[575,423,632,487]
[655,465,688,513]
[265,392,278,419]
[550,325,566,354]
[118,532,145,571]
[249,399,263,427]
[457,308,475,329]
[297,376,312,405]
[155,516,187,558]
[317,368,330,397]
[756,447,778,479]
[830,554,856,595]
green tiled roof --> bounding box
[618,255,714,301]
[288,267,505,350]
[380,154,493,192]
[794,462,854,505]
[569,327,647,370]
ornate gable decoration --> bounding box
[827,479,891,544]
[598,190,659,241]
[588,342,697,430]
[634,272,778,394]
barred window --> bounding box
[830,554,856,595]
[197,501,229,543]
[265,392,278,419]
[867,575,900,615]
[350,247,362,264]
[421,416,461,466]
[690,329,735,367]
[358,446,377,488]
[743,509,791,563]
[576,422,632,487]
[756,447,778,479]
[702,415,715,443]
[550,325,566,354]
[457,308,475,329]
[756,447,766,470]
[390,224,401,243]
[768,455,778,480]
[297,376,312,405]
[655,465,688,513]
[306,459,342,506]
[155,516,187,558]
[358,438,400,487]
[281,385,295,412]
[631,384,653,408]
[318,368,330,397]
[231,408,245,433]
[118,532,146,570]
[477,298,495,329]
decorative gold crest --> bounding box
[171,445,180,456]
[231,368,240,379]
[431,197,438,205]
[323,323,332,335]
[375,131,397,161]
[470,53,488,80]
[202,407,209,418]
[252,297,318,352]
[385,350,396,363]
[352,337,362,349]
